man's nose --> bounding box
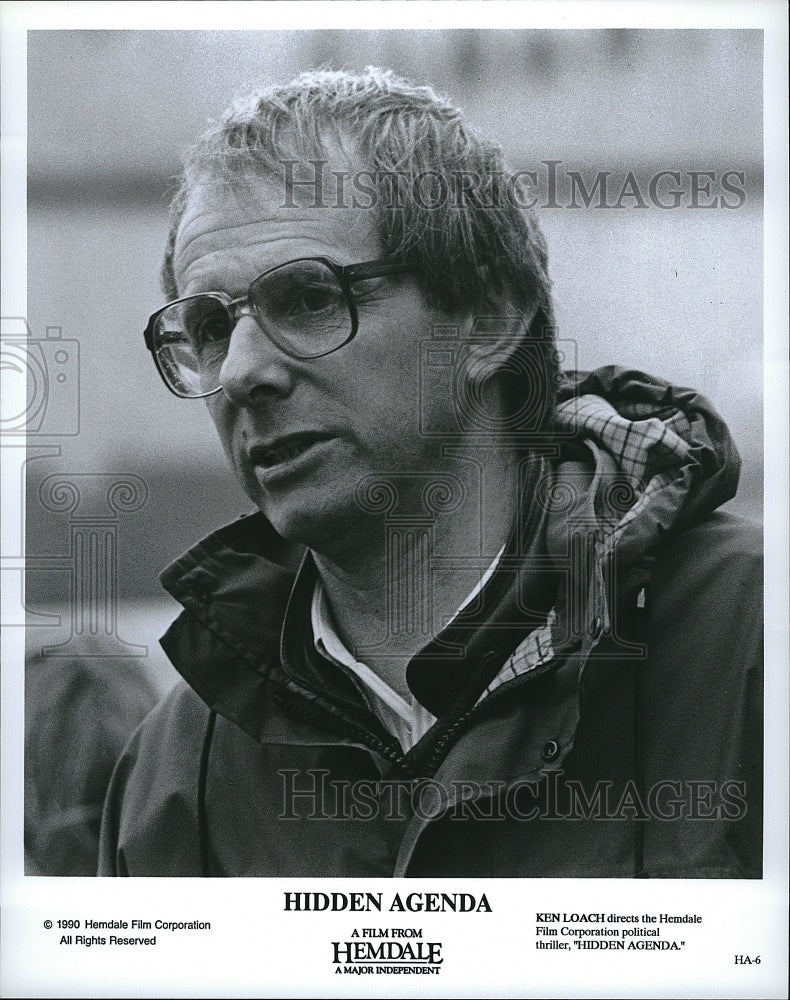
[218,312,294,404]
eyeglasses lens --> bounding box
[153,297,230,397]
[152,260,353,397]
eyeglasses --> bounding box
[144,256,413,398]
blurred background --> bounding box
[22,29,763,648]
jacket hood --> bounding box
[466,364,744,699]
[549,366,741,575]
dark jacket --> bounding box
[98,368,763,877]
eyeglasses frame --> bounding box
[143,255,414,399]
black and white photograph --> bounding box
[2,2,787,997]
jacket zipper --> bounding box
[273,580,648,784]
[273,687,415,776]
[424,662,558,776]
[280,651,564,780]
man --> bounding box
[99,68,762,877]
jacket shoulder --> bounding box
[98,682,213,876]
[656,510,762,590]
[648,510,763,663]
[115,678,214,763]
[640,510,763,877]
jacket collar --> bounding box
[276,455,559,721]
[157,456,560,738]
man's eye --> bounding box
[185,302,231,348]
[194,316,230,343]
[298,287,338,313]
[275,284,343,319]
[271,281,343,319]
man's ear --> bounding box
[460,297,539,371]
[455,299,554,435]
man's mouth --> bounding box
[250,433,331,470]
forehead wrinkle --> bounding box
[177,162,379,256]
[174,176,277,260]
[178,233,331,298]
[174,214,282,271]
[176,203,377,266]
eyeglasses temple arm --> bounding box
[343,259,414,282]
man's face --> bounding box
[172,171,470,551]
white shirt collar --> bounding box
[310,546,505,750]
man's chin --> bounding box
[254,497,375,556]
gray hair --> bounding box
[162,67,558,422]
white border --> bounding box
[2,4,787,998]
